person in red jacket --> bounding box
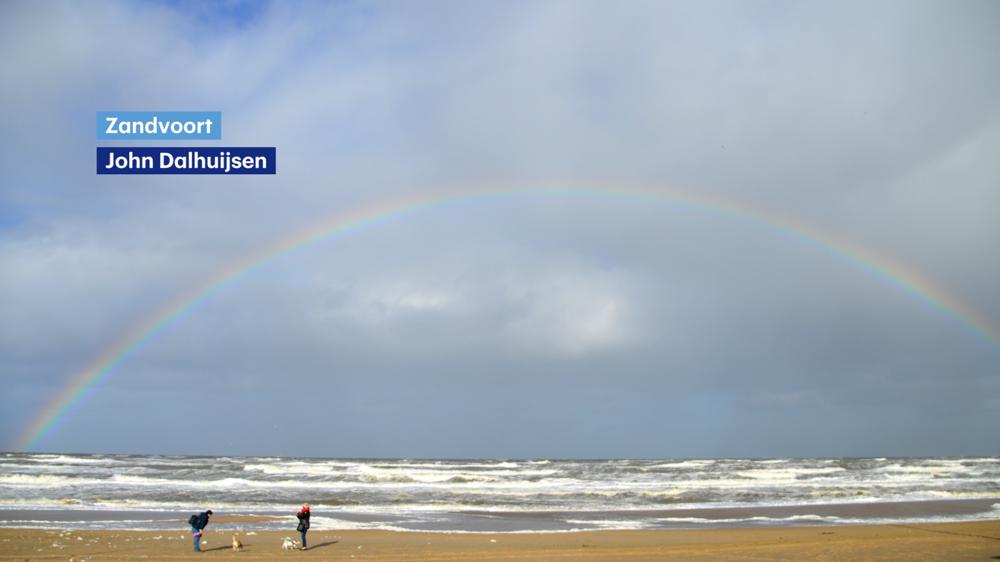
[296,503,311,550]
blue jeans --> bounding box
[192,527,202,551]
[300,529,307,547]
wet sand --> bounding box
[2,521,999,561]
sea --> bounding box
[1,454,998,532]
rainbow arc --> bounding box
[13,183,999,451]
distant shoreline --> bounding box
[2,499,997,533]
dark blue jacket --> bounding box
[193,511,211,530]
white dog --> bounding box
[281,537,300,551]
[231,534,243,552]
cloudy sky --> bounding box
[1,0,998,458]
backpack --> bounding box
[188,514,198,526]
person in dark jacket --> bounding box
[296,503,311,549]
[190,510,212,552]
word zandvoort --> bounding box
[96,148,276,175]
[96,111,222,140]
[104,116,215,136]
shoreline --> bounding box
[2,498,997,533]
[1,521,999,560]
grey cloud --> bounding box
[0,0,997,456]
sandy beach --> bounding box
[1,521,999,561]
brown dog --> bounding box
[232,534,244,552]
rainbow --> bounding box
[12,182,999,451]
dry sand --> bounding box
[1,521,999,561]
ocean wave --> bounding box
[645,460,718,469]
[4,453,1000,530]
[734,467,847,481]
[7,455,119,465]
[239,461,560,483]
[346,464,558,483]
[0,474,111,487]
[563,518,655,530]
[46,473,581,492]
[242,462,350,475]
[657,513,834,525]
